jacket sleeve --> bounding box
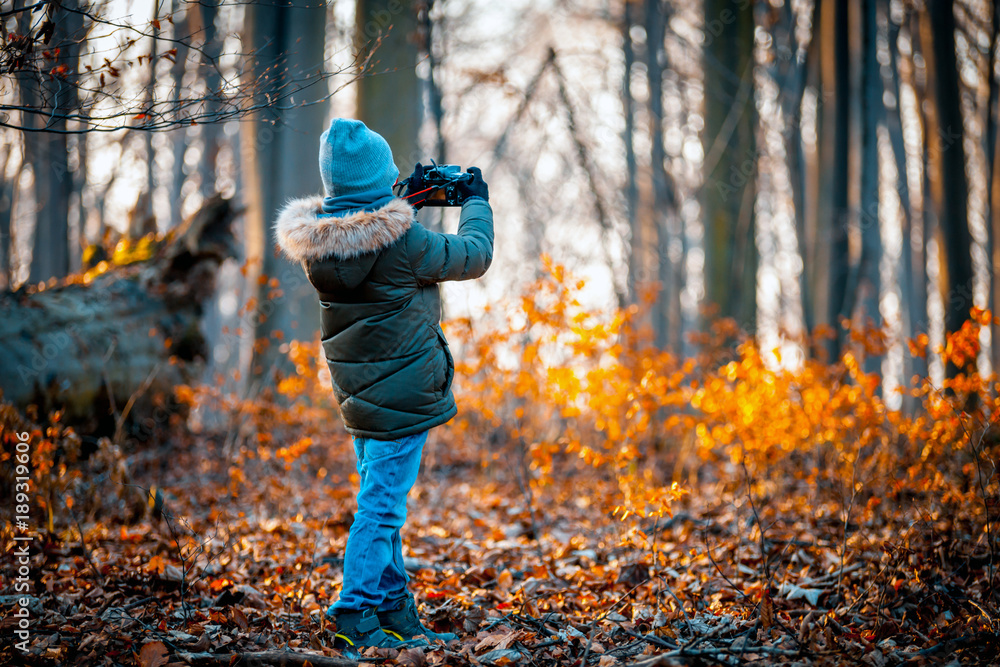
[407,198,494,284]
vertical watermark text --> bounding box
[11,430,33,653]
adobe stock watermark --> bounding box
[11,430,34,653]
[359,0,410,41]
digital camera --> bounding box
[395,163,473,207]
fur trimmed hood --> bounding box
[274,196,415,263]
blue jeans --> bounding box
[328,430,427,614]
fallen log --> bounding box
[177,650,358,667]
[0,196,239,433]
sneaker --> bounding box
[332,606,428,652]
[378,594,458,644]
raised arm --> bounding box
[407,197,494,284]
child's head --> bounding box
[319,118,399,197]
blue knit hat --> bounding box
[318,118,400,197]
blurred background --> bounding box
[1,0,997,411]
[5,7,1000,654]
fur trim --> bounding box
[274,196,414,262]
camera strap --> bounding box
[403,186,435,206]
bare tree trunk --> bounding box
[822,0,852,359]
[69,133,86,274]
[624,0,640,304]
[142,2,160,228]
[856,0,882,374]
[169,0,194,228]
[646,0,676,350]
[987,0,1000,374]
[355,0,421,169]
[900,8,932,382]
[921,0,973,376]
[788,0,818,339]
[22,0,83,285]
[196,1,223,196]
[0,142,14,290]
[421,0,446,163]
[418,0,445,233]
[886,5,925,393]
[702,0,757,332]
[912,8,938,357]
[242,2,327,386]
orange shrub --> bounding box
[176,259,998,527]
[439,258,999,524]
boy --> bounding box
[275,118,493,651]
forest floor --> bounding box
[3,424,999,667]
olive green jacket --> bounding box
[275,196,494,440]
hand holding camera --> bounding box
[456,167,489,203]
[397,163,489,209]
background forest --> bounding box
[2,0,1000,665]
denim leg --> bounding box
[329,431,426,613]
[354,436,368,488]
[376,528,409,610]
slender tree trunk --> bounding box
[23,0,82,284]
[806,0,832,357]
[624,0,640,305]
[987,0,1000,374]
[355,0,421,170]
[856,0,882,374]
[702,0,757,332]
[418,0,445,233]
[0,142,14,290]
[142,3,160,228]
[70,132,86,274]
[242,2,327,386]
[196,1,223,196]
[911,7,938,355]
[822,0,852,359]
[422,0,445,162]
[886,6,926,391]
[646,0,674,349]
[169,0,193,227]
[921,0,973,376]
[788,1,818,339]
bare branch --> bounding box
[1,0,369,133]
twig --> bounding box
[656,576,693,636]
[296,517,330,617]
[622,636,802,666]
[835,439,862,605]
[955,411,998,595]
[740,457,773,592]
[510,432,550,574]
[67,501,106,587]
[620,627,677,650]
[670,614,734,655]
[701,529,747,599]
[549,46,627,306]
[176,650,357,667]
[143,489,194,624]
[123,596,157,610]
[583,576,653,664]
[796,563,863,587]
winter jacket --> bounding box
[274,196,494,440]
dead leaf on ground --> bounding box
[138,641,169,667]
